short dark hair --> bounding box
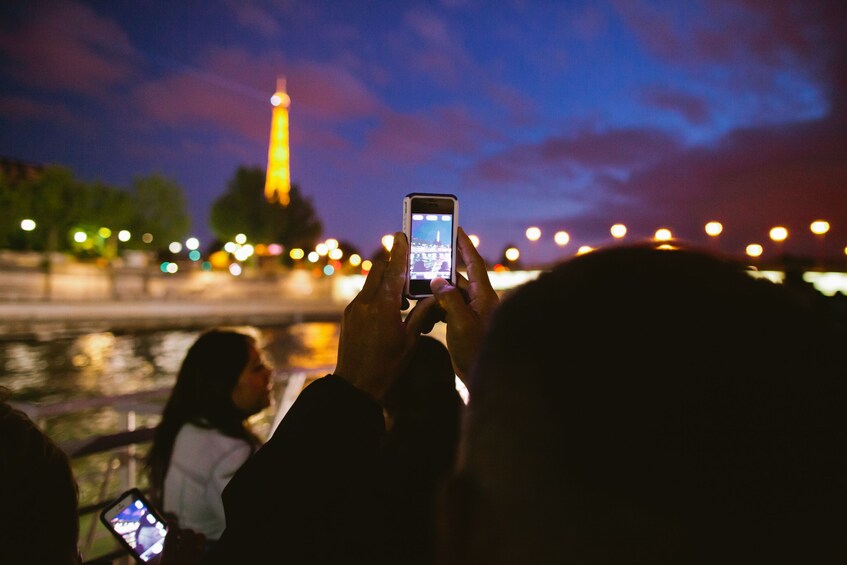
[462,244,847,562]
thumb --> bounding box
[431,278,471,322]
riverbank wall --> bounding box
[0,260,355,339]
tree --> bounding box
[128,174,190,251]
[19,165,86,252]
[0,171,30,249]
[210,166,323,253]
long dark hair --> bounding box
[146,327,264,506]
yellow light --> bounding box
[361,260,373,272]
[577,245,594,255]
[810,220,830,235]
[654,228,672,241]
[505,247,520,261]
[118,230,131,242]
[554,230,570,246]
[349,254,362,266]
[142,233,153,244]
[469,234,480,248]
[382,234,394,251]
[328,248,343,260]
[20,219,36,231]
[209,250,230,269]
[705,221,723,236]
[98,227,112,238]
[769,227,788,242]
[610,224,626,239]
[289,248,305,260]
[746,243,764,257]
[525,227,541,241]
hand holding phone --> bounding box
[402,193,458,299]
[100,488,169,563]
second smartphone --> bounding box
[100,488,169,563]
[402,193,458,299]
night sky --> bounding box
[1,0,845,265]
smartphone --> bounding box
[100,488,169,563]
[403,193,458,299]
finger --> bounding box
[457,227,490,285]
[431,278,474,325]
[405,296,444,336]
[358,256,387,301]
[382,231,408,297]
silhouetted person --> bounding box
[434,242,847,564]
[1,388,81,564]
[380,335,463,565]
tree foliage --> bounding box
[128,174,190,249]
[209,165,323,251]
[0,164,190,254]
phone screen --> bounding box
[101,490,168,562]
[409,211,454,282]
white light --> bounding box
[229,263,242,276]
[20,219,36,231]
[186,237,200,250]
[235,233,247,244]
[118,230,131,242]
[224,242,237,253]
[74,231,87,243]
[554,231,570,246]
[325,238,339,250]
[307,251,319,263]
[328,248,343,260]
[469,234,480,248]
[610,224,627,239]
[166,262,179,274]
[169,241,183,253]
[381,234,394,251]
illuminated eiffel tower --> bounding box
[265,76,291,206]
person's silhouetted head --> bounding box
[382,335,463,565]
[1,388,80,564]
[440,243,847,564]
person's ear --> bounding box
[436,473,488,565]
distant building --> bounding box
[264,77,291,206]
[0,156,43,184]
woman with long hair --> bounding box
[145,326,273,545]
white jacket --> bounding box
[163,423,253,540]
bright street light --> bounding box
[610,224,627,239]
